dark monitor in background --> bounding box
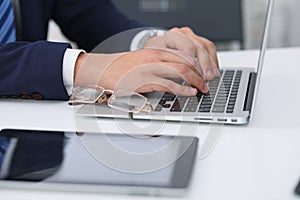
[111,0,243,50]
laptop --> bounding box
[77,0,275,125]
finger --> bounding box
[196,37,220,77]
[198,36,219,68]
[144,47,194,67]
[139,78,198,96]
[142,47,211,81]
[162,31,198,57]
[145,48,207,79]
[147,46,208,80]
[164,31,214,77]
[195,47,216,81]
[145,62,209,93]
[176,27,220,76]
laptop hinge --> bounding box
[243,72,257,112]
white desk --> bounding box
[0,47,300,200]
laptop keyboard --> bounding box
[154,70,242,114]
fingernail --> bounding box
[190,88,198,96]
[203,83,209,92]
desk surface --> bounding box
[0,47,300,200]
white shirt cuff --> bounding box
[62,48,86,95]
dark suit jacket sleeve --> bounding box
[0,41,71,100]
[0,0,143,100]
[52,0,143,52]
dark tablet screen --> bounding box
[296,178,300,195]
[0,129,198,193]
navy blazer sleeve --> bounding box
[0,41,71,100]
[52,0,142,52]
[0,0,143,100]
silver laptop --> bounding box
[77,0,274,125]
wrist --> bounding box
[74,52,88,83]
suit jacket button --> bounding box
[32,93,44,100]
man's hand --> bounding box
[74,48,208,96]
[74,27,219,96]
[144,27,220,81]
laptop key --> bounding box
[212,107,225,113]
[227,105,235,109]
[154,99,172,111]
[177,96,189,103]
[199,104,212,109]
[228,101,235,106]
[199,107,211,112]
[226,109,234,113]
[158,99,166,105]
[184,100,198,112]
[163,104,171,108]
[162,93,176,101]
[170,98,185,112]
[170,105,182,112]
[188,96,199,103]
[154,104,163,111]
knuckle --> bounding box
[206,40,216,50]
[151,49,163,56]
[146,49,163,60]
[181,27,193,33]
[170,27,179,32]
[198,42,208,51]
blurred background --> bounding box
[48,0,300,51]
[243,0,300,49]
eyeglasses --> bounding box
[68,85,153,115]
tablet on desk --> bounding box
[0,129,198,197]
[296,177,300,196]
